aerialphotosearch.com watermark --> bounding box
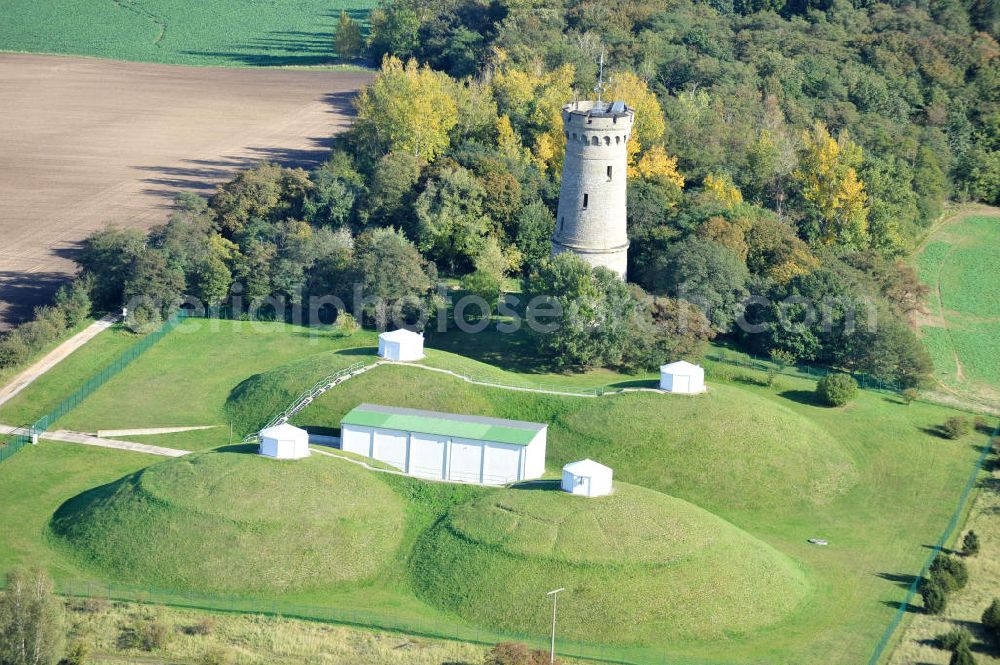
[122,281,878,339]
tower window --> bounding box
[604,136,611,146]
[607,165,613,181]
[582,194,589,209]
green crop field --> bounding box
[0,320,989,664]
[0,0,376,67]
[915,211,1000,407]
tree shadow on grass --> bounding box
[875,572,920,589]
[182,21,372,67]
[425,327,559,375]
[881,599,921,613]
[778,389,826,407]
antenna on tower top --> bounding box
[594,49,606,103]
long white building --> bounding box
[339,403,547,485]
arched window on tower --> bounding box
[591,136,599,146]
[583,193,589,209]
[607,165,613,181]
[604,136,611,146]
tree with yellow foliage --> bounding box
[490,53,574,173]
[794,122,870,250]
[630,145,685,188]
[354,56,458,162]
[703,173,744,209]
[606,71,666,151]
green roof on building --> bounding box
[340,404,545,446]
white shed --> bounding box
[340,404,546,485]
[377,329,424,362]
[561,459,613,497]
[659,360,706,394]
[258,422,310,460]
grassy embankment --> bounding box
[0,318,988,663]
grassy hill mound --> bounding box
[225,348,374,435]
[412,482,812,645]
[285,363,858,515]
[49,446,404,595]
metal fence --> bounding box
[0,312,189,465]
[2,312,996,663]
[866,422,1000,664]
[52,579,704,665]
[703,350,903,393]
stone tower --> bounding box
[551,98,635,279]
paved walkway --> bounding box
[0,315,118,408]
[96,425,216,438]
[0,424,189,457]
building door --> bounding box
[449,440,483,483]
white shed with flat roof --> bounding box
[339,404,546,485]
[377,329,424,362]
[561,459,613,497]
[258,422,310,460]
[659,360,706,394]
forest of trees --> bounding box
[64,0,1000,387]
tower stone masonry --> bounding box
[552,99,635,279]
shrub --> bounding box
[0,332,31,369]
[816,373,858,407]
[930,554,969,592]
[983,598,1000,641]
[121,617,171,651]
[963,530,980,557]
[922,578,948,614]
[936,627,972,651]
[769,348,796,371]
[974,416,994,434]
[199,646,234,665]
[902,388,919,404]
[950,644,977,665]
[484,642,559,665]
[185,618,216,636]
[941,417,972,439]
[59,641,90,665]
[335,312,359,337]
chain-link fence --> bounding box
[0,312,189,465]
[866,422,999,664]
[704,350,902,393]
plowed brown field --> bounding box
[0,53,370,327]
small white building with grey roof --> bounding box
[339,403,546,485]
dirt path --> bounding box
[0,53,371,328]
[0,314,118,408]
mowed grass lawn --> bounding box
[916,212,1000,404]
[0,321,989,664]
[1,0,375,67]
[52,319,377,447]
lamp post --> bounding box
[546,587,565,665]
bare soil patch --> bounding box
[0,53,370,327]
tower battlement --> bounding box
[552,100,635,279]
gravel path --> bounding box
[0,314,118,408]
